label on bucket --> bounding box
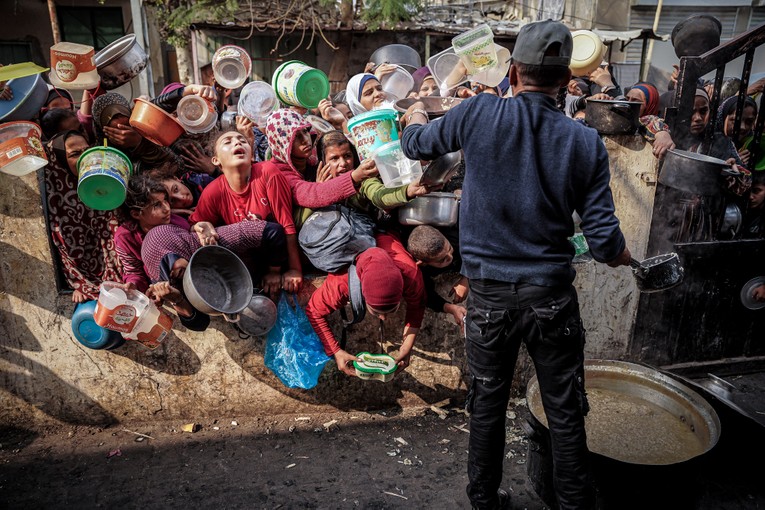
[52,49,96,83]
[348,113,400,161]
[78,149,130,186]
[127,311,173,349]
[93,302,138,333]
[0,133,45,167]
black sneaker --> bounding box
[472,489,511,510]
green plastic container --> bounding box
[353,352,398,382]
[272,60,330,109]
[346,109,400,161]
[77,146,132,210]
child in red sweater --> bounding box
[305,232,426,376]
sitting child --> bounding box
[406,225,468,329]
[305,232,426,376]
[742,172,765,238]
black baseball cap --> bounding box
[512,20,572,67]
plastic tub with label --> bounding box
[0,121,48,176]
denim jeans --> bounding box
[464,279,593,510]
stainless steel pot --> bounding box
[658,149,730,195]
[182,245,253,322]
[369,44,421,73]
[420,151,462,187]
[398,192,459,227]
[220,110,237,132]
[585,99,642,135]
[236,292,278,337]
[95,34,149,90]
[718,203,742,239]
[630,252,684,293]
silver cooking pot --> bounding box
[658,149,731,195]
[236,292,278,337]
[398,192,459,227]
[630,252,684,293]
[585,99,642,135]
[182,245,253,322]
[95,34,149,90]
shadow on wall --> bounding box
[0,345,116,426]
[107,330,202,377]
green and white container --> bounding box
[353,352,397,382]
[77,146,132,210]
[452,24,498,75]
[272,60,329,109]
[346,108,400,161]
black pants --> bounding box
[465,279,593,510]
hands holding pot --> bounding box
[103,122,142,150]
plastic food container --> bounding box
[129,98,185,146]
[237,81,278,125]
[76,146,132,210]
[49,42,100,90]
[71,300,125,350]
[93,282,150,333]
[452,24,498,75]
[470,44,511,88]
[122,301,173,350]
[570,30,606,77]
[380,65,415,101]
[354,352,398,382]
[272,60,330,109]
[0,73,49,122]
[0,121,48,176]
[427,47,465,95]
[346,109,400,161]
[370,140,422,188]
[212,45,251,89]
[176,95,218,134]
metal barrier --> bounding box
[670,22,765,152]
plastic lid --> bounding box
[78,173,127,210]
[238,81,278,121]
[347,108,398,129]
[0,62,49,82]
[294,68,330,109]
[369,139,402,159]
[452,24,494,50]
[570,30,605,77]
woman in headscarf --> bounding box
[44,130,122,303]
[92,92,176,169]
[411,66,438,99]
[345,73,389,116]
[626,81,677,159]
[260,109,378,224]
[715,94,758,167]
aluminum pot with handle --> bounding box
[658,149,731,195]
[629,252,684,293]
[236,291,278,337]
[584,99,641,135]
[95,34,149,90]
[182,245,253,322]
[398,192,459,227]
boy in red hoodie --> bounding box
[305,233,426,376]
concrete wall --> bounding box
[0,135,658,428]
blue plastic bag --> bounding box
[264,293,330,389]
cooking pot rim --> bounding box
[95,34,140,68]
[666,148,731,166]
[186,245,252,314]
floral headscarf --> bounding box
[264,109,317,172]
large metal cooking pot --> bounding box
[658,149,730,195]
[95,34,149,90]
[525,359,721,509]
[630,252,684,293]
[0,73,48,122]
[585,99,642,135]
[182,245,253,322]
[398,192,459,227]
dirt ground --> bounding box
[2,373,764,510]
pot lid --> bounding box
[95,34,138,68]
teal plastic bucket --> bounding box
[346,109,400,161]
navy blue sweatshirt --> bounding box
[401,92,626,287]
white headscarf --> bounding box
[345,73,378,116]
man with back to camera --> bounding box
[400,20,632,510]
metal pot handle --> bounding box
[223,313,240,323]
[609,103,633,115]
